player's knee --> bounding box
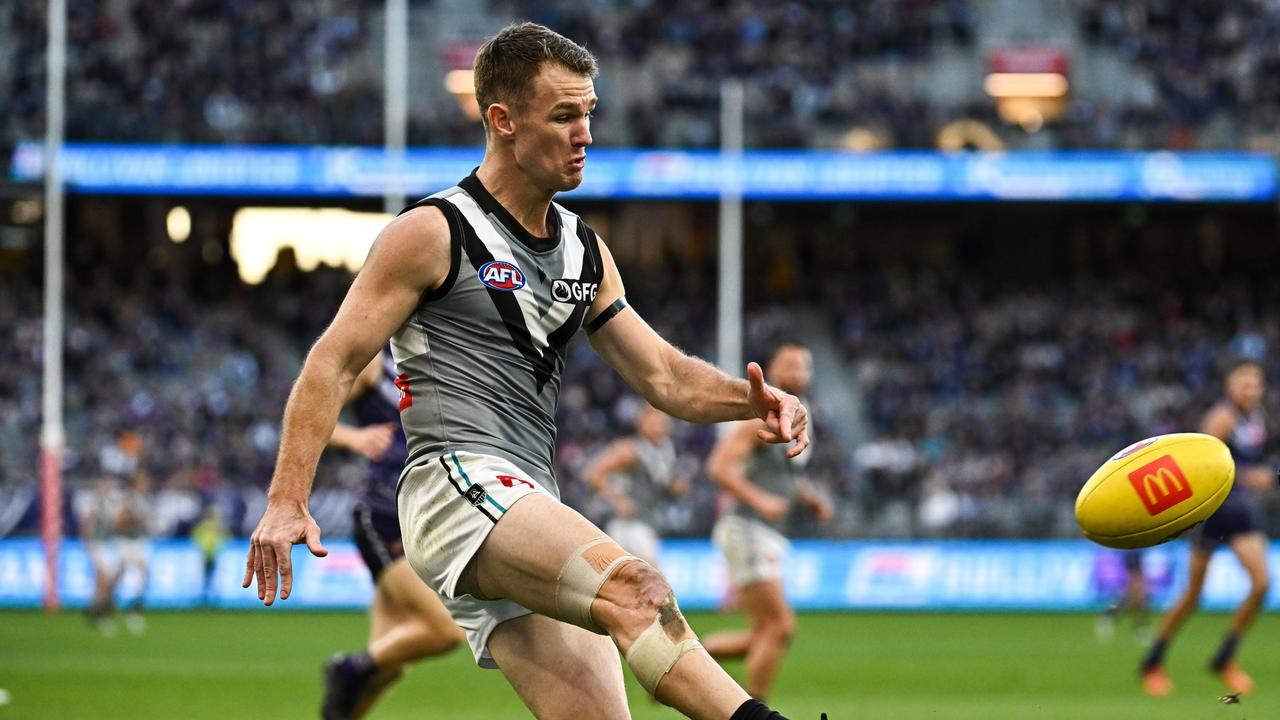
[775,614,796,645]
[757,612,795,646]
[597,559,677,644]
[417,621,464,655]
[1251,576,1270,598]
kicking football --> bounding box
[1076,434,1235,549]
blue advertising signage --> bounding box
[10,142,1276,202]
[2,538,1279,611]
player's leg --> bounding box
[460,492,767,720]
[122,543,148,635]
[1210,531,1269,693]
[736,580,795,701]
[1126,564,1150,632]
[485,611,631,719]
[86,544,122,634]
[369,559,465,667]
[703,631,752,660]
[1140,544,1211,695]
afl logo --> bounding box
[479,261,526,291]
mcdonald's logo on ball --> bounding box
[1126,455,1193,516]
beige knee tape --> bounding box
[625,592,702,696]
[556,536,636,634]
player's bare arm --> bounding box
[243,206,452,605]
[1201,405,1235,441]
[1200,406,1271,488]
[586,439,639,517]
[587,240,809,456]
[706,420,790,522]
[796,476,834,523]
[327,352,396,461]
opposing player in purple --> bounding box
[1141,359,1272,697]
[321,347,463,719]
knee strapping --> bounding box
[556,536,637,634]
[625,590,701,696]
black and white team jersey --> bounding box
[391,171,606,497]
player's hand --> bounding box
[809,496,834,523]
[746,362,810,458]
[242,500,328,606]
[350,423,396,460]
[750,490,790,523]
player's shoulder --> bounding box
[367,202,453,268]
[392,201,451,239]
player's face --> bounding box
[767,347,813,395]
[511,63,595,193]
[636,406,670,441]
[1227,365,1265,410]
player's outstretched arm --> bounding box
[586,239,809,456]
[243,206,452,606]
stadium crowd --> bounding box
[5,1,1280,151]
[840,269,1280,538]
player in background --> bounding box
[1095,550,1149,642]
[243,23,810,720]
[1141,359,1272,697]
[83,473,151,635]
[587,403,690,566]
[703,344,833,702]
[322,348,463,720]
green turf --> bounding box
[0,609,1273,719]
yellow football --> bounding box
[1075,433,1235,549]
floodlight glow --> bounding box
[984,73,1069,98]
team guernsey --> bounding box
[617,436,678,527]
[392,171,604,497]
[729,442,802,533]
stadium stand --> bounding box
[5,1,1280,150]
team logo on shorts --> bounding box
[478,261,526,291]
[464,485,488,507]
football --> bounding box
[1075,433,1235,549]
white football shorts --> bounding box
[711,514,790,588]
[397,450,552,668]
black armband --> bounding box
[585,296,628,335]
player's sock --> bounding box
[730,698,790,720]
[1140,636,1168,672]
[338,651,377,678]
[322,652,378,720]
[1209,632,1240,672]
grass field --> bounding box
[0,609,1274,719]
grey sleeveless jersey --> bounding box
[391,171,604,497]
[730,440,807,532]
[613,436,678,526]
